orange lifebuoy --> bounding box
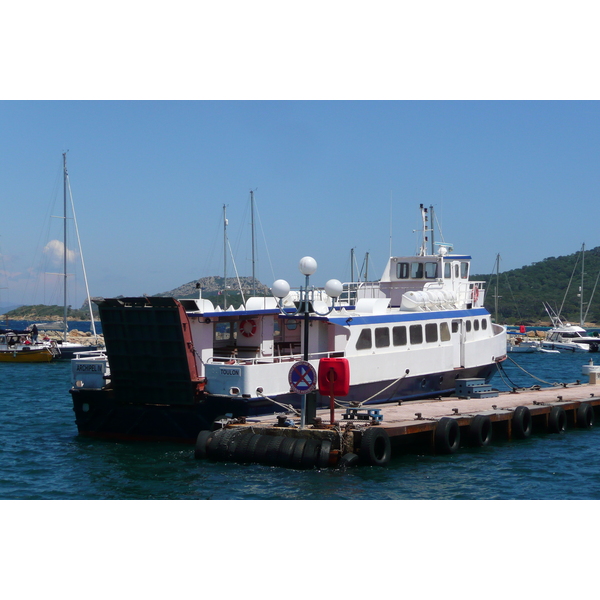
[239,319,257,338]
[472,285,479,303]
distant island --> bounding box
[3,247,600,326]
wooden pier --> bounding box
[194,378,600,469]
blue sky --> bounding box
[1,4,599,309]
[1,100,600,308]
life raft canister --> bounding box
[318,357,350,397]
[239,319,257,338]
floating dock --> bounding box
[194,374,600,469]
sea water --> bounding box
[1,349,600,500]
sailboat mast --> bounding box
[581,242,585,327]
[223,204,227,309]
[250,190,256,297]
[430,205,435,255]
[494,253,500,324]
[62,152,68,341]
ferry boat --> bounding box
[70,206,507,442]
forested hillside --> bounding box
[474,246,600,325]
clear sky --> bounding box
[2,4,599,309]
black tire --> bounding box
[316,440,333,469]
[194,430,212,459]
[243,433,263,463]
[211,428,241,461]
[276,436,297,468]
[232,430,254,462]
[468,415,492,447]
[359,427,392,466]
[339,452,360,468]
[512,406,532,439]
[548,405,567,433]
[291,438,307,469]
[301,439,321,469]
[435,417,460,454]
[577,403,594,429]
[253,435,272,463]
[206,427,227,458]
[264,436,285,466]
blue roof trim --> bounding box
[327,308,489,326]
[191,308,280,318]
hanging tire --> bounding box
[548,406,567,433]
[264,436,285,466]
[242,433,263,463]
[359,427,392,466]
[291,438,307,469]
[232,430,254,462]
[512,406,532,439]
[577,403,594,428]
[254,435,273,463]
[468,415,492,447]
[301,439,321,469]
[211,428,242,461]
[339,452,360,468]
[194,430,213,459]
[316,440,333,469]
[276,436,298,468]
[435,417,460,454]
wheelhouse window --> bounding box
[425,323,438,343]
[466,320,472,332]
[452,321,459,334]
[396,262,410,279]
[424,262,438,279]
[444,262,452,278]
[375,327,390,348]
[482,319,488,330]
[411,262,424,279]
[409,324,423,345]
[393,325,407,346]
[356,329,372,350]
[461,262,469,279]
[474,319,480,331]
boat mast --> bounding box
[494,253,501,324]
[580,242,585,327]
[250,190,256,297]
[223,204,228,309]
[430,205,435,255]
[62,152,68,342]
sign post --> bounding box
[289,360,317,428]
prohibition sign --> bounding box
[288,361,317,395]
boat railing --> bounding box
[206,349,343,366]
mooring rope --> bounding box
[502,354,563,387]
[257,392,301,416]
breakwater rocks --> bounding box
[42,329,104,347]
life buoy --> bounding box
[472,285,479,303]
[239,319,257,338]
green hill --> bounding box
[475,246,600,325]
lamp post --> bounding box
[271,258,342,428]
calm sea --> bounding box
[2,343,600,501]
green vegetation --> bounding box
[3,304,97,320]
[475,246,600,325]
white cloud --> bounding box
[43,240,78,265]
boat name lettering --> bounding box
[220,367,241,376]
[75,364,104,372]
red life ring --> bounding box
[239,319,257,338]
[472,285,479,303]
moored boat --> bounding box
[0,330,58,362]
[69,205,507,442]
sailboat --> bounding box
[541,244,600,353]
[47,153,99,360]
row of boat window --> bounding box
[396,261,469,280]
[356,318,488,350]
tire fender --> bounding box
[548,405,567,433]
[577,403,594,429]
[194,430,213,459]
[435,417,460,454]
[512,406,532,439]
[359,427,392,466]
[468,415,492,447]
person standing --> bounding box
[31,324,38,344]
